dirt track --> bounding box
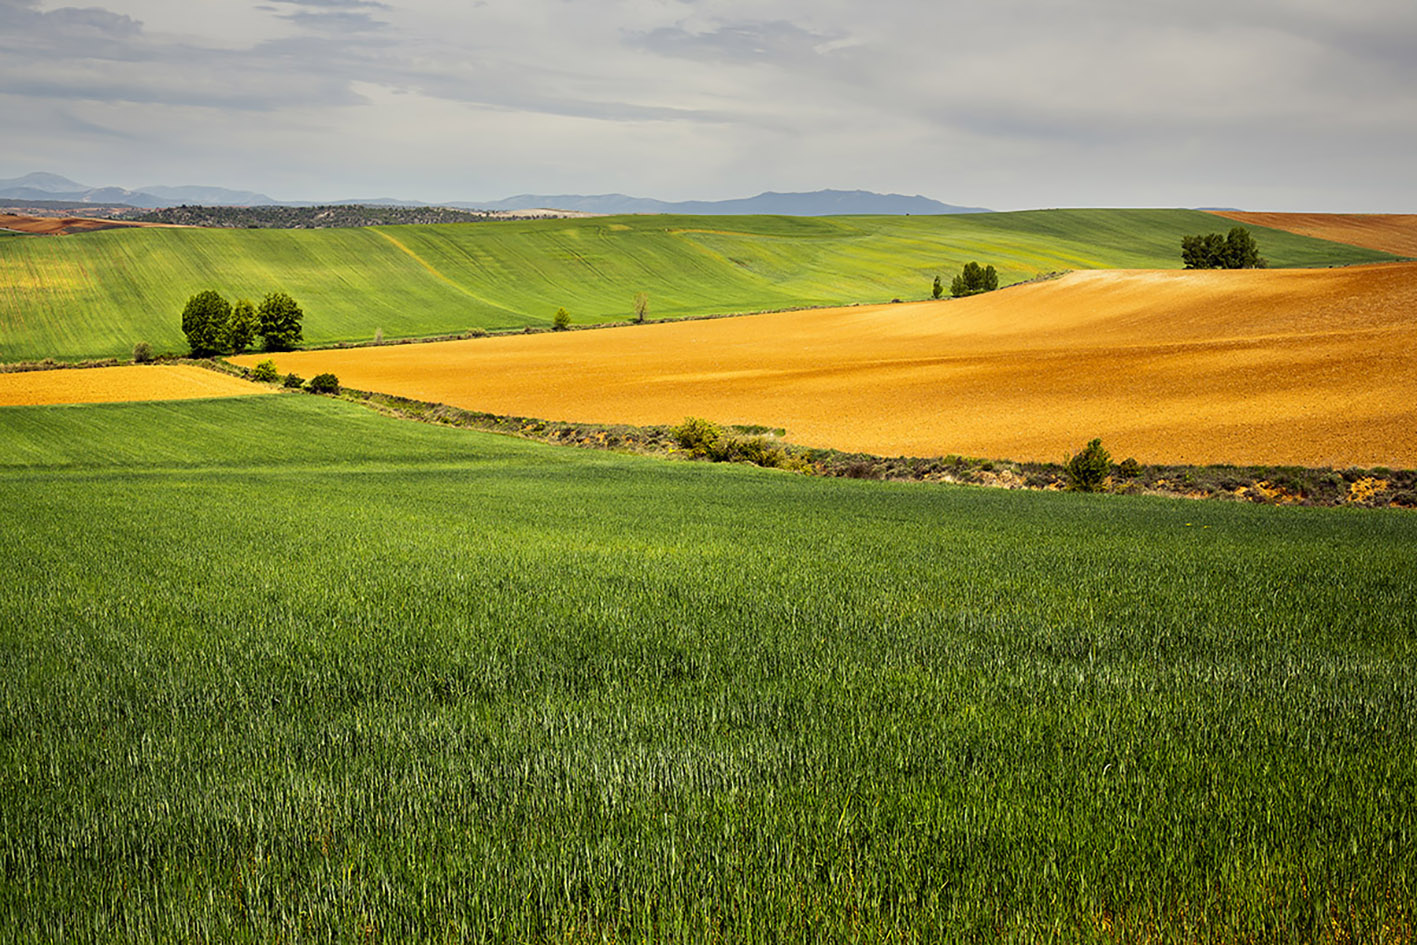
[0,365,271,406]
[1211,211,1417,257]
[233,263,1417,468]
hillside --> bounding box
[0,209,1395,362]
[236,262,1417,469]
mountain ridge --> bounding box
[0,172,987,215]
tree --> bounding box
[633,292,650,323]
[932,275,943,299]
[553,307,571,331]
[1181,227,1264,269]
[258,291,304,351]
[181,290,231,356]
[1065,438,1112,492]
[950,261,999,298]
[228,298,258,353]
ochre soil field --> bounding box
[0,365,272,406]
[234,263,1417,468]
[0,213,175,236]
[1211,211,1417,258]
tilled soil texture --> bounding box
[1211,211,1417,258]
[232,263,1417,468]
[0,365,274,406]
[0,213,176,236]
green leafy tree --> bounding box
[228,298,259,353]
[1065,438,1112,492]
[932,275,943,299]
[1182,227,1264,269]
[553,307,571,331]
[258,292,304,351]
[180,290,231,356]
[950,262,999,298]
[633,292,650,324]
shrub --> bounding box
[932,275,943,299]
[1065,438,1111,492]
[308,373,340,394]
[132,341,154,363]
[950,262,999,298]
[553,308,571,331]
[633,292,649,324]
[671,417,723,457]
[374,328,384,344]
[1118,457,1142,479]
[283,372,305,389]
[251,359,280,382]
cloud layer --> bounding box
[1,0,1413,209]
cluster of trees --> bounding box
[938,261,998,298]
[1181,227,1266,269]
[181,290,303,356]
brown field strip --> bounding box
[0,213,176,236]
[0,365,273,406]
[1211,211,1417,257]
[233,263,1417,468]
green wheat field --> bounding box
[1,394,1412,942]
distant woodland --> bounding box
[129,205,514,228]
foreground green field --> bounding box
[1,394,1413,942]
[0,209,1396,361]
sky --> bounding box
[2,0,1414,211]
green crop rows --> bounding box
[0,209,1395,362]
[1,394,1413,942]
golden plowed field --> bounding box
[234,263,1417,468]
[0,365,272,406]
[1211,211,1417,257]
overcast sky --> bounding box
[2,0,1414,210]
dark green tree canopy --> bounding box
[950,262,999,298]
[228,298,259,354]
[1182,227,1266,269]
[180,290,231,356]
[258,292,304,351]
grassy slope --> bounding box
[0,210,1394,361]
[1,395,1413,942]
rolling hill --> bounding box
[0,209,1396,362]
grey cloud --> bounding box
[630,20,843,64]
[278,10,389,31]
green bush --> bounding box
[1065,438,1112,492]
[251,359,280,383]
[131,342,154,363]
[1119,457,1142,479]
[672,417,724,458]
[308,373,340,394]
[552,307,571,331]
[283,372,305,389]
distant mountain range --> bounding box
[0,172,987,216]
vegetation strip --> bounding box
[250,374,1415,508]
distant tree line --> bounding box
[182,290,303,355]
[1181,227,1266,269]
[132,205,502,229]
